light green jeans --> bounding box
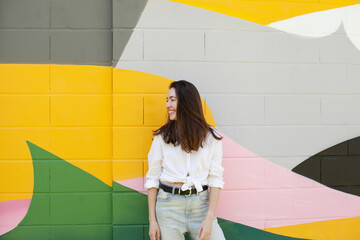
[155,185,226,240]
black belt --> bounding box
[159,182,208,196]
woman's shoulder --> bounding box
[153,133,163,141]
[208,126,222,140]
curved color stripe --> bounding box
[218,131,360,228]
[266,216,360,240]
[171,0,360,25]
[117,130,360,235]
[0,198,31,235]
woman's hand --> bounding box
[149,220,161,240]
[197,216,213,240]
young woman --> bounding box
[145,80,226,240]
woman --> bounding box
[145,80,226,240]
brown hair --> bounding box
[154,80,222,152]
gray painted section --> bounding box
[0,0,50,28]
[0,30,49,61]
[50,30,112,62]
[113,29,139,60]
[51,0,112,28]
[0,0,147,65]
[113,0,148,28]
[112,0,147,66]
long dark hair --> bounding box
[154,80,222,152]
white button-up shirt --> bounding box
[145,127,224,192]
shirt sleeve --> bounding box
[207,137,225,189]
[144,135,163,189]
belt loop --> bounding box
[171,186,175,196]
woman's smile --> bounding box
[166,87,178,120]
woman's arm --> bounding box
[148,187,158,223]
[197,187,221,240]
[148,187,160,240]
[206,187,221,220]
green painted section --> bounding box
[50,160,111,192]
[33,161,50,193]
[20,194,50,226]
[0,226,50,240]
[51,225,112,240]
[113,225,144,239]
[0,141,308,239]
[113,192,149,225]
[50,193,112,224]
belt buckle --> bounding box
[185,189,192,197]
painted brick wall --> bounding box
[1,0,359,239]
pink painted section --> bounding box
[0,198,31,235]
[118,131,360,229]
[217,131,360,228]
[116,178,145,193]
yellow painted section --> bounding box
[0,64,49,93]
[50,65,112,93]
[113,160,144,181]
[144,95,168,125]
[113,68,170,93]
[0,96,49,126]
[67,160,113,186]
[0,161,34,193]
[0,194,32,202]
[203,98,216,127]
[114,95,144,126]
[51,95,112,126]
[50,128,112,159]
[0,128,50,160]
[171,0,360,25]
[113,127,155,159]
[0,65,216,201]
[266,217,360,240]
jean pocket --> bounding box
[199,190,209,201]
[157,189,171,200]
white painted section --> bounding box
[268,4,360,51]
[206,95,264,125]
[321,96,360,124]
[206,31,319,63]
[265,96,321,125]
[235,126,351,158]
[143,30,204,60]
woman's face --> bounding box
[166,87,177,120]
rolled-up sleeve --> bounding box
[207,138,225,189]
[144,135,163,189]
